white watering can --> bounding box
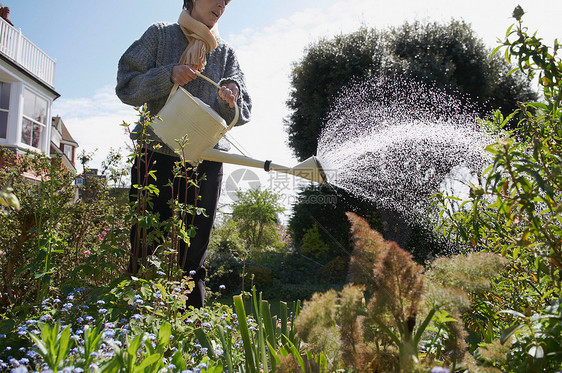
[152,73,327,184]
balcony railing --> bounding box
[0,17,56,88]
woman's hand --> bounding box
[218,82,239,108]
[171,65,199,85]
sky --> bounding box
[3,0,561,216]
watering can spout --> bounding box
[200,149,328,184]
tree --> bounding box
[231,188,286,253]
[286,19,537,259]
[286,20,535,161]
[285,27,386,161]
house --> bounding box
[0,10,78,173]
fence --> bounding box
[0,17,56,88]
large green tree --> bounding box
[285,20,536,161]
[286,19,536,260]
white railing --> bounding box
[0,17,56,88]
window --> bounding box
[63,143,73,160]
[0,82,9,139]
[21,88,47,148]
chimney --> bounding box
[0,6,13,26]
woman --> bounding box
[116,0,252,308]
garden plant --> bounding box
[0,7,560,373]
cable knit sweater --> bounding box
[116,22,252,156]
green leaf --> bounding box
[133,353,162,372]
[194,328,217,359]
[158,321,172,347]
[500,322,523,344]
[233,295,257,373]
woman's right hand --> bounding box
[171,65,199,85]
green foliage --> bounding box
[434,8,561,317]
[288,184,383,262]
[28,322,72,372]
[295,213,509,372]
[0,148,128,309]
[231,188,286,254]
[300,224,330,261]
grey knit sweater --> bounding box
[116,22,252,156]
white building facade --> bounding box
[0,15,76,170]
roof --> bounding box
[52,116,78,146]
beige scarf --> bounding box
[177,9,219,71]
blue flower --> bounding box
[131,314,142,321]
[167,364,176,370]
[197,362,207,370]
[201,322,211,328]
[40,314,53,322]
[0,334,6,338]
[219,284,226,290]
[19,358,29,365]
[189,270,196,276]
[96,300,105,305]
[62,303,73,311]
[157,270,166,276]
[98,308,108,315]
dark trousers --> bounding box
[128,149,223,308]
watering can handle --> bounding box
[194,72,240,132]
[166,73,240,133]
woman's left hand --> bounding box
[218,82,239,108]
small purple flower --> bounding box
[98,308,108,315]
[131,314,142,320]
[219,284,226,290]
[201,322,211,328]
[189,270,196,276]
